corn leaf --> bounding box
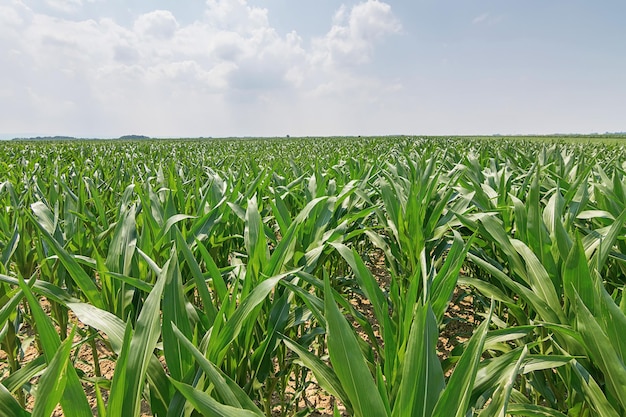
[432,303,493,417]
[17,276,91,417]
[162,250,194,381]
[323,273,389,417]
[109,255,168,416]
[0,383,29,417]
[32,327,76,417]
[392,303,444,417]
[169,380,262,417]
[574,293,626,411]
[172,325,263,413]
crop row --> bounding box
[0,136,625,416]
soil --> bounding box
[0,298,152,417]
[0,249,478,416]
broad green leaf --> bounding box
[67,301,126,354]
[431,231,471,321]
[505,403,568,417]
[467,253,561,324]
[1,356,46,394]
[174,227,217,323]
[30,201,57,237]
[595,281,626,362]
[159,213,195,240]
[207,270,297,363]
[110,255,168,416]
[105,198,137,276]
[574,293,626,410]
[32,327,76,417]
[0,383,29,417]
[432,303,493,417]
[479,345,528,417]
[323,274,389,417]
[17,277,91,417]
[244,194,268,279]
[28,211,105,310]
[172,325,263,413]
[162,251,194,381]
[511,239,564,322]
[392,303,444,417]
[0,226,19,269]
[569,359,620,417]
[593,208,626,271]
[282,336,351,410]
[563,235,595,313]
[169,380,262,417]
[107,318,134,416]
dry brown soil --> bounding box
[1,249,477,416]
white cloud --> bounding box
[311,0,401,68]
[333,5,348,24]
[0,4,26,27]
[0,1,32,36]
[45,0,82,13]
[472,13,489,24]
[45,0,101,14]
[472,13,503,25]
[0,0,403,136]
[134,10,179,39]
[349,0,401,42]
[205,0,269,33]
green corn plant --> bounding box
[459,149,626,414]
[285,270,496,417]
[0,136,625,417]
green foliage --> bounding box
[0,136,625,416]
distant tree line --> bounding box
[12,135,77,141]
[12,134,152,141]
[118,135,151,140]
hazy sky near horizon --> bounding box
[1,0,625,138]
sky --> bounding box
[1,0,625,139]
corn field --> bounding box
[0,136,625,417]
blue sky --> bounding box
[1,0,624,138]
